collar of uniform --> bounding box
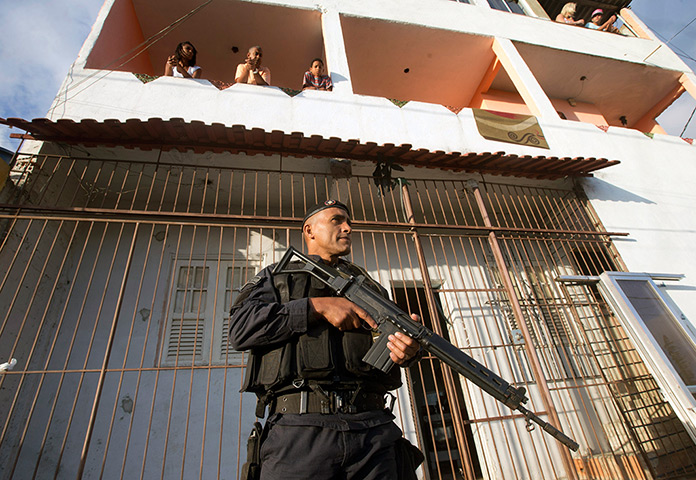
[307,254,349,268]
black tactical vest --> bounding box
[240,260,402,398]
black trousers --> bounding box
[259,418,403,479]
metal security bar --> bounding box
[558,279,696,479]
[1,151,694,479]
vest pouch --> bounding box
[297,324,334,377]
[244,342,295,391]
[342,330,372,375]
[240,350,260,393]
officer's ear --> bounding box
[303,222,313,240]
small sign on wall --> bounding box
[473,109,549,149]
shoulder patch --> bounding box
[231,273,265,309]
[240,274,263,291]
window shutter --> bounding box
[167,316,205,363]
[164,265,208,365]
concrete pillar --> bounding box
[620,8,659,41]
[492,37,559,120]
[522,0,550,20]
[321,9,353,95]
[680,72,696,102]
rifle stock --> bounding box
[273,247,579,452]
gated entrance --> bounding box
[1,152,694,479]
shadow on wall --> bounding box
[331,73,347,86]
[582,177,655,204]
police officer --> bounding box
[229,200,421,479]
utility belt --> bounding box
[268,389,393,415]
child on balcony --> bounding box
[585,9,620,34]
[302,58,333,91]
[164,41,202,78]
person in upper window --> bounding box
[235,46,271,85]
[164,41,202,78]
[555,3,583,26]
[585,9,620,33]
[302,58,333,91]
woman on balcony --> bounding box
[556,3,583,26]
[164,41,203,79]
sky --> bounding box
[0,0,695,152]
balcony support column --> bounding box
[492,38,559,121]
[634,82,686,133]
[321,9,353,95]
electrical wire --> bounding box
[640,14,696,66]
[49,0,213,116]
[638,11,696,136]
[665,16,696,44]
[653,31,696,65]
[679,106,696,137]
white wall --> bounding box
[46,0,696,328]
[583,131,696,325]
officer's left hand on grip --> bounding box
[387,328,420,365]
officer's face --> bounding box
[305,207,352,261]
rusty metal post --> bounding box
[8,136,25,170]
[468,180,578,480]
[77,223,140,478]
[400,180,478,480]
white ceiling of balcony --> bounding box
[340,15,495,109]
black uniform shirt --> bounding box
[228,256,387,352]
[228,256,401,429]
[228,264,309,352]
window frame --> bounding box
[487,0,527,15]
[160,257,257,367]
[598,271,696,443]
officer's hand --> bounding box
[388,314,421,365]
[309,297,377,331]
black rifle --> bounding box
[273,247,579,452]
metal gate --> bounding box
[0,151,694,479]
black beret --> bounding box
[302,199,351,225]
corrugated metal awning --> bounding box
[1,117,618,180]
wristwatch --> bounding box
[252,69,259,74]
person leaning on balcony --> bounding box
[585,9,620,33]
[229,200,424,480]
[302,58,333,91]
[555,3,584,26]
[164,41,202,78]
[235,46,271,85]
